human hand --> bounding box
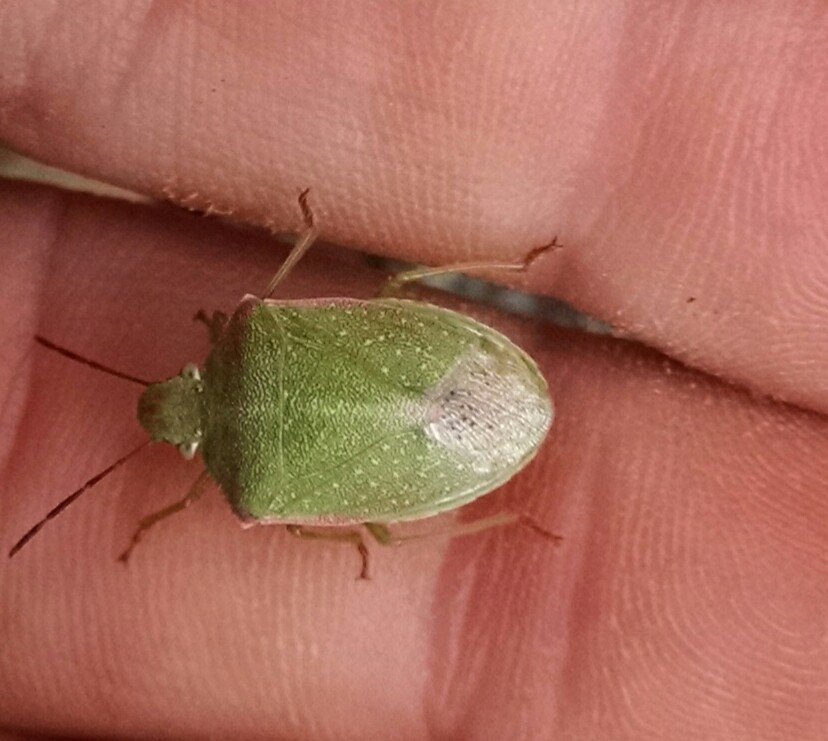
[1,3,826,739]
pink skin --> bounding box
[1,3,827,739]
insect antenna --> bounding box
[34,335,152,387]
[9,336,155,557]
[8,441,151,557]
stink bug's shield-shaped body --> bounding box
[10,191,556,574]
[141,294,551,526]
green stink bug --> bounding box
[9,191,556,577]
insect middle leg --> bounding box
[379,236,561,297]
[263,188,320,299]
[285,525,370,580]
[117,470,212,563]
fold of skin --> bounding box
[0,3,826,740]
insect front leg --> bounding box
[193,309,228,345]
[379,236,562,297]
[118,470,211,563]
[285,525,370,580]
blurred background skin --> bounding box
[0,2,827,740]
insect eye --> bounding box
[178,440,199,460]
[181,363,201,381]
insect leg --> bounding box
[379,236,562,297]
[263,189,320,299]
[117,469,211,563]
[193,309,228,345]
[285,525,370,580]
[363,513,563,547]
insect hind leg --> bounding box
[363,513,563,547]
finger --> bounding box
[1,185,826,739]
[1,4,827,413]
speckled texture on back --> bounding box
[199,296,552,524]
